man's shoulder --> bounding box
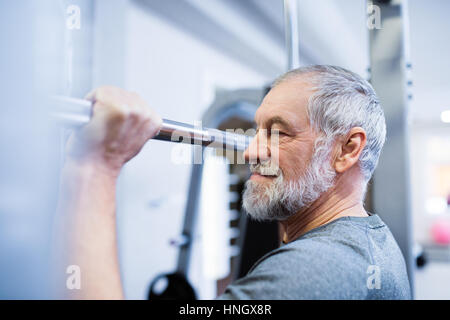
[219,216,411,299]
[269,217,373,261]
[223,228,372,299]
[253,221,371,274]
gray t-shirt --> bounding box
[218,214,411,300]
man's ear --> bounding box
[334,127,367,174]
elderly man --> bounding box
[55,65,411,299]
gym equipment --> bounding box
[156,88,266,299]
[50,94,256,300]
[50,0,297,300]
[148,0,300,299]
[148,273,196,300]
[50,95,252,152]
[431,219,450,245]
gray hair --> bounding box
[273,65,386,183]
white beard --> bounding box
[242,138,336,221]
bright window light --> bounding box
[441,110,450,123]
[426,197,447,215]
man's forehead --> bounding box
[254,80,312,126]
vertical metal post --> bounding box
[176,152,204,275]
[284,0,300,70]
[368,0,414,294]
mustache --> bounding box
[250,161,281,177]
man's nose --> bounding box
[243,130,271,164]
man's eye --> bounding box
[271,129,286,136]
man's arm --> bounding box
[52,86,162,299]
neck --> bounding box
[280,170,368,243]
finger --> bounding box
[84,88,98,102]
[85,86,115,105]
[145,108,163,139]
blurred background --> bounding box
[0,0,449,299]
